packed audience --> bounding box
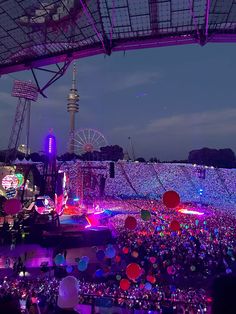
[63,161,236,207]
[0,276,210,313]
[0,198,236,313]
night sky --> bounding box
[0,43,236,161]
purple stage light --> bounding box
[45,131,57,156]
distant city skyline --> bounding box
[0,43,236,161]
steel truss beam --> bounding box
[149,0,158,35]
[30,60,71,98]
[205,0,211,41]
[1,33,236,76]
[79,0,110,54]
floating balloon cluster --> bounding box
[54,253,91,274]
[55,190,182,292]
[117,190,182,290]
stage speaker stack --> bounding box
[109,162,115,178]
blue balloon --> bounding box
[145,282,152,290]
[105,246,116,258]
[66,265,73,273]
[81,256,90,264]
[54,254,65,266]
[226,268,232,274]
[170,285,176,292]
[78,259,88,271]
[227,249,234,257]
[95,268,104,277]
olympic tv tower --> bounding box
[67,63,79,154]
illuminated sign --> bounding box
[2,174,24,190]
[2,175,19,189]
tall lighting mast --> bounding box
[6,80,38,162]
[67,63,79,154]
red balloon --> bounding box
[169,220,181,231]
[122,247,129,254]
[126,263,142,281]
[115,255,121,263]
[163,190,180,208]
[124,216,137,230]
[139,283,145,289]
[3,199,22,215]
[120,278,130,291]
[146,275,156,284]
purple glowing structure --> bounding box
[45,131,57,157]
[0,0,235,83]
[42,130,57,199]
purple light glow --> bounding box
[45,132,57,156]
[48,137,53,154]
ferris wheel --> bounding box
[71,128,108,155]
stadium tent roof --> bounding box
[0,0,236,75]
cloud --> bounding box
[142,108,236,136]
[35,94,68,109]
[107,71,160,92]
[0,91,15,106]
[55,85,70,94]
[76,61,102,74]
[112,125,136,134]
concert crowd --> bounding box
[0,199,236,313]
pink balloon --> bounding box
[4,199,22,215]
[167,265,176,275]
[149,257,156,264]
